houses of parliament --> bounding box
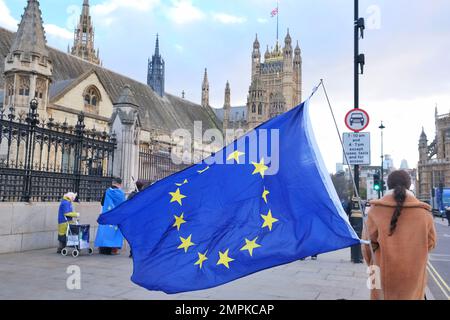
[0,0,303,148]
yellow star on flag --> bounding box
[173,213,186,231]
[261,210,279,231]
[240,237,261,257]
[194,251,208,269]
[252,158,269,178]
[227,151,245,164]
[197,166,210,174]
[178,235,195,253]
[217,249,234,269]
[175,179,188,187]
[262,187,270,204]
[169,188,186,206]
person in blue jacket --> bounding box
[57,192,79,253]
[95,177,126,255]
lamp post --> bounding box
[379,121,386,196]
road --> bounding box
[428,218,450,300]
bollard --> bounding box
[350,196,363,263]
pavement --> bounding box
[2,220,448,301]
[0,247,371,300]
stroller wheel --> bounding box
[61,248,68,256]
[88,248,94,255]
[72,249,80,258]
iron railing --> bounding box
[0,100,116,202]
[139,146,189,185]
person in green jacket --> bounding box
[57,192,79,253]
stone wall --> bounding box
[0,202,102,254]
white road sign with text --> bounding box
[343,132,371,165]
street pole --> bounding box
[354,0,359,195]
[350,0,364,264]
[379,122,385,196]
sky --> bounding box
[1,0,450,173]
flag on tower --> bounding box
[98,95,361,294]
[271,7,279,17]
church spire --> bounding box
[155,34,160,56]
[9,0,49,58]
[223,81,231,132]
[201,68,209,108]
[224,81,231,107]
[4,0,52,112]
[202,68,209,86]
[253,34,260,50]
[147,34,165,97]
[71,0,100,65]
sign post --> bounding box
[345,106,369,265]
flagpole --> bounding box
[276,0,279,42]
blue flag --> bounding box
[98,98,361,294]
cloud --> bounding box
[0,0,18,30]
[166,0,205,25]
[0,0,73,43]
[91,0,160,26]
[257,18,268,24]
[174,44,184,52]
[212,13,247,25]
[93,0,160,15]
[44,24,73,41]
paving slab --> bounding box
[0,247,370,300]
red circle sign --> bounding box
[345,108,370,132]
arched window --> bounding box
[251,103,256,113]
[5,76,14,104]
[258,103,263,115]
[35,78,45,100]
[7,84,14,97]
[83,86,102,113]
[18,76,30,96]
[6,81,14,105]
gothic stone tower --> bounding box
[417,109,450,200]
[3,0,53,113]
[201,68,209,108]
[71,0,101,65]
[418,128,428,164]
[247,30,302,129]
[147,34,165,97]
[223,81,231,132]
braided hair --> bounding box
[387,170,412,236]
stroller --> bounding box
[61,219,94,257]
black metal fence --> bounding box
[139,146,189,184]
[0,100,116,202]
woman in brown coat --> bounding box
[362,170,437,300]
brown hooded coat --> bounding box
[362,191,437,300]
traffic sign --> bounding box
[345,109,370,132]
[343,132,371,165]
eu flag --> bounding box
[98,98,361,294]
